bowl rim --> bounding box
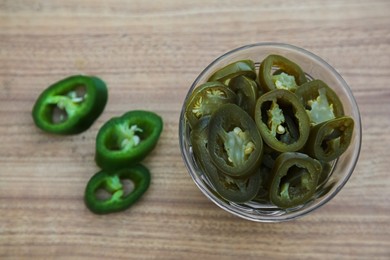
[179,42,362,222]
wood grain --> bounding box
[0,0,389,259]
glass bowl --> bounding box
[179,43,362,222]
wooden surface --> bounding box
[1,0,389,259]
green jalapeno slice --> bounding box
[190,116,262,203]
[228,76,258,117]
[269,152,322,209]
[185,81,236,128]
[208,60,256,83]
[84,164,150,214]
[95,110,163,170]
[208,103,263,178]
[306,116,354,162]
[259,54,307,93]
[255,89,310,152]
[32,75,108,135]
[295,79,344,126]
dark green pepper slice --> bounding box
[32,75,108,135]
[185,81,236,128]
[295,79,344,125]
[228,76,258,117]
[255,89,310,152]
[269,152,322,209]
[259,54,307,92]
[95,110,163,170]
[190,116,261,203]
[84,164,150,214]
[306,116,354,162]
[208,103,263,178]
[208,60,256,83]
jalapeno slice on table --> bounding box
[255,89,310,152]
[32,75,108,134]
[185,81,236,128]
[95,110,163,170]
[84,164,150,214]
[295,79,344,125]
[228,76,258,117]
[306,116,354,162]
[269,152,322,209]
[208,60,256,83]
[190,116,262,203]
[259,54,307,92]
[208,103,263,178]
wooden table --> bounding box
[1,1,389,259]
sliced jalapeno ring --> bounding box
[306,116,354,162]
[32,75,108,135]
[208,103,263,178]
[259,54,307,93]
[295,79,344,126]
[255,89,310,152]
[185,81,236,128]
[269,152,322,209]
[95,110,163,170]
[228,76,258,117]
[84,164,150,214]
[208,60,256,83]
[190,116,261,203]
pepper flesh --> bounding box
[272,72,298,92]
[95,110,163,170]
[32,75,108,135]
[84,164,150,214]
[269,152,322,209]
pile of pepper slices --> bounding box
[185,54,354,208]
[32,75,163,214]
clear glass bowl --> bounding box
[179,43,362,222]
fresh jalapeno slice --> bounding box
[306,116,354,162]
[208,60,256,83]
[185,81,236,128]
[295,79,344,126]
[190,116,261,203]
[259,54,307,93]
[95,110,163,170]
[255,89,310,152]
[269,152,322,209]
[208,103,263,178]
[84,164,150,214]
[32,75,108,134]
[228,76,258,117]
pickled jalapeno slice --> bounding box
[190,116,262,203]
[306,116,354,162]
[208,60,256,83]
[208,103,263,178]
[259,54,307,93]
[255,89,310,152]
[295,79,344,126]
[185,81,236,128]
[269,152,322,209]
[228,76,258,117]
